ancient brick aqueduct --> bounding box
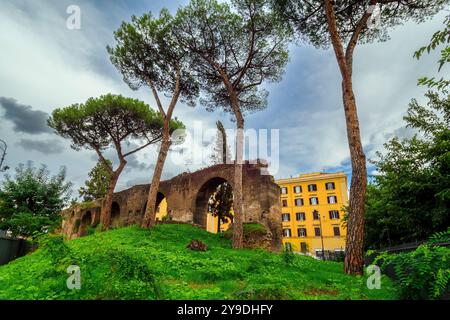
[61,162,282,248]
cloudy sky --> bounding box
[0,0,448,197]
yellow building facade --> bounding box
[276,172,348,257]
[156,198,167,221]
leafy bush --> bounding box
[376,245,450,299]
[282,245,295,266]
[427,227,450,244]
[0,163,72,238]
[89,249,160,299]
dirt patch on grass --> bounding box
[303,288,339,296]
[188,282,215,289]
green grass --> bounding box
[0,224,398,300]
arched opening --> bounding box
[194,177,233,233]
[142,192,168,222]
[79,211,92,237]
[110,202,121,228]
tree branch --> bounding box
[324,0,350,83]
[147,78,166,116]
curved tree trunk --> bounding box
[142,123,171,228]
[101,161,126,230]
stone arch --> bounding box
[110,201,121,228]
[142,192,167,221]
[79,211,92,236]
[193,177,232,229]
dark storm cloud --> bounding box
[125,154,152,172]
[18,138,64,154]
[0,97,51,134]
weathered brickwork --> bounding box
[61,162,282,249]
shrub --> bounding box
[282,245,295,266]
[37,234,75,273]
[83,249,161,300]
[376,245,450,299]
[427,227,450,245]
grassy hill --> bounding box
[0,224,398,300]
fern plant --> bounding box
[377,245,449,299]
[427,227,450,245]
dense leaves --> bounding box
[0,163,72,238]
[108,10,193,229]
[78,160,112,202]
[376,245,450,299]
[48,94,172,155]
[273,0,448,48]
[209,182,234,233]
[174,0,290,115]
[366,92,450,248]
[48,93,180,228]
[107,9,199,106]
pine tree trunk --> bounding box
[232,111,244,249]
[342,81,366,275]
[324,0,367,275]
[100,162,125,230]
[142,122,171,228]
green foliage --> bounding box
[427,227,450,245]
[272,0,447,48]
[209,182,233,232]
[0,162,72,238]
[282,245,295,266]
[174,0,290,115]
[234,283,289,300]
[365,91,450,249]
[48,93,177,154]
[376,245,450,299]
[223,222,267,239]
[38,234,73,268]
[242,222,266,235]
[414,15,450,91]
[78,160,112,202]
[107,9,199,105]
[0,224,397,300]
[161,214,172,222]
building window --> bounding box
[312,211,320,220]
[325,182,335,190]
[284,242,292,251]
[297,227,307,237]
[300,242,308,253]
[282,199,288,207]
[327,195,338,204]
[281,213,290,222]
[283,228,292,237]
[296,212,306,221]
[309,197,319,205]
[294,198,304,206]
[280,187,288,195]
[314,227,321,237]
[308,184,317,192]
[333,226,341,236]
[294,185,302,193]
[329,210,340,219]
